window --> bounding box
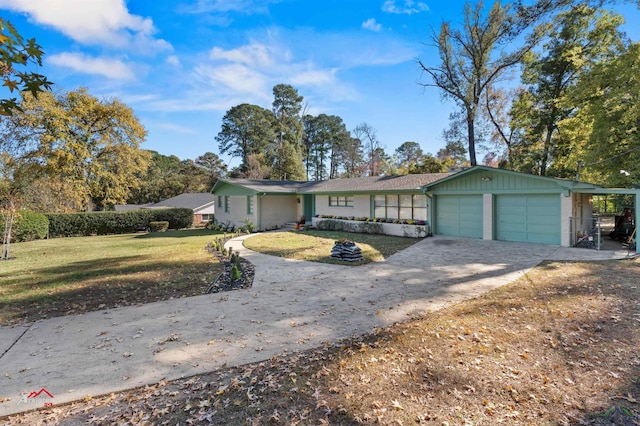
[217,196,223,208]
[329,195,353,207]
[201,214,213,222]
[373,194,426,220]
[224,196,230,213]
[247,195,253,215]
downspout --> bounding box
[423,189,434,237]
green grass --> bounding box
[242,230,422,264]
[0,229,224,326]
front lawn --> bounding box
[0,230,224,326]
[242,230,422,264]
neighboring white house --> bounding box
[115,193,216,224]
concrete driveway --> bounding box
[0,235,631,416]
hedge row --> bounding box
[0,210,49,243]
[45,208,194,238]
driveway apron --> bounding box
[0,235,631,416]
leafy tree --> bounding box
[129,151,225,204]
[409,154,446,173]
[271,141,306,180]
[371,147,391,176]
[418,0,555,166]
[334,136,366,178]
[0,18,53,116]
[216,103,275,175]
[303,113,350,180]
[129,151,184,204]
[178,159,216,193]
[510,5,625,176]
[272,83,304,147]
[194,151,227,189]
[0,88,150,211]
[437,139,469,170]
[561,42,640,187]
[328,127,354,179]
[234,153,270,179]
[270,84,305,180]
[395,141,424,173]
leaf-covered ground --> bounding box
[4,258,639,425]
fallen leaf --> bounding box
[391,399,404,410]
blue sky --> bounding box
[1,0,639,170]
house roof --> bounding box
[150,193,217,210]
[422,165,603,191]
[299,173,453,194]
[212,179,307,194]
[114,203,154,211]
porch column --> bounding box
[483,193,493,240]
[560,193,572,247]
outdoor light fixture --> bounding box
[481,176,491,182]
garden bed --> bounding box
[205,239,254,293]
[312,216,429,238]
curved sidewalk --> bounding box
[0,234,632,417]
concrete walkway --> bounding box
[0,235,633,416]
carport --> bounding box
[572,187,639,254]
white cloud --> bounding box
[289,68,336,87]
[382,0,429,15]
[362,18,382,32]
[0,0,171,51]
[166,55,181,67]
[157,122,197,134]
[195,63,268,96]
[180,0,278,14]
[48,52,136,81]
[209,43,275,67]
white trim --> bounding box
[483,193,493,241]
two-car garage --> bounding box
[434,193,560,245]
[426,167,570,246]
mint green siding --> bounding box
[435,195,483,238]
[495,194,560,244]
[429,169,562,194]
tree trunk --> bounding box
[467,111,477,166]
[540,124,554,176]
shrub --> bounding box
[231,264,241,281]
[45,208,192,238]
[149,221,169,232]
[1,210,49,242]
[150,208,193,230]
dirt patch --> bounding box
[3,258,639,425]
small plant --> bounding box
[242,218,256,233]
[231,264,241,281]
[149,221,169,232]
